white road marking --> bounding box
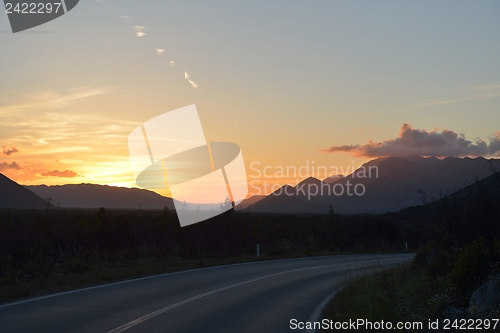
[107,257,409,333]
[305,289,340,333]
[304,262,405,333]
[0,254,359,309]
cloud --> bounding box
[0,87,110,116]
[134,26,146,37]
[471,83,500,91]
[118,16,146,37]
[40,170,81,178]
[0,161,23,171]
[2,146,19,156]
[169,60,175,67]
[415,83,500,109]
[489,132,500,156]
[320,124,499,158]
[184,71,199,89]
[1,109,138,158]
[417,94,500,108]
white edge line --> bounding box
[0,256,325,309]
[107,258,408,333]
[305,260,412,333]
[0,254,412,310]
[305,289,341,333]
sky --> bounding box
[0,0,499,197]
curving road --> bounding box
[0,253,413,333]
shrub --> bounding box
[450,239,496,297]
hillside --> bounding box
[26,184,175,210]
[0,173,48,209]
[235,195,266,210]
[248,156,500,215]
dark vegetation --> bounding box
[415,170,500,302]
[324,169,500,331]
[0,201,410,303]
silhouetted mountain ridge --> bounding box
[26,184,175,210]
[0,173,48,209]
[248,156,500,214]
[235,195,266,210]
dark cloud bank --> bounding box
[321,124,500,158]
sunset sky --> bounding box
[1,0,499,197]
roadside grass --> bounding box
[322,263,454,332]
[0,251,341,305]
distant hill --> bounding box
[243,184,324,214]
[397,170,500,222]
[248,156,500,215]
[0,173,48,209]
[235,195,266,210]
[323,174,345,184]
[26,184,175,210]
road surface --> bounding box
[0,253,413,333]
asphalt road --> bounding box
[0,253,413,333]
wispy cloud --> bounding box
[0,85,138,184]
[417,93,500,108]
[415,82,500,109]
[134,26,146,37]
[118,15,146,38]
[117,14,203,96]
[184,71,199,89]
[1,111,137,152]
[0,95,139,176]
[471,83,500,91]
[2,146,19,156]
[0,87,110,116]
[320,124,500,158]
[40,170,81,178]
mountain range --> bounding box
[246,156,500,214]
[1,155,499,214]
